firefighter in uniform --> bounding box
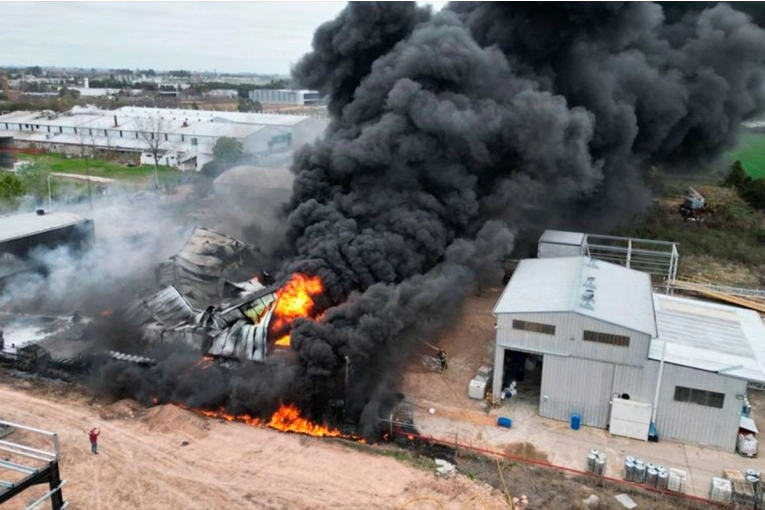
[437,349,448,372]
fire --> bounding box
[268,403,343,437]
[100,308,113,317]
[269,273,324,348]
[188,403,353,439]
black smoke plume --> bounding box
[94,2,765,439]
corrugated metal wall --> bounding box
[652,361,745,450]
[496,312,651,366]
[540,355,615,427]
[612,364,656,403]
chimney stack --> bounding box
[113,115,118,128]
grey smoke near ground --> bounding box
[88,1,765,440]
[0,194,191,315]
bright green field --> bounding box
[18,153,183,182]
[727,133,765,179]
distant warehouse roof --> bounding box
[494,256,657,337]
[0,210,90,245]
[650,294,765,383]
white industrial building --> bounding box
[248,89,323,106]
[492,255,765,451]
[0,106,327,171]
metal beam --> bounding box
[0,459,38,475]
[0,445,54,462]
[0,439,57,460]
[24,479,67,510]
[0,463,54,506]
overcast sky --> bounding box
[1,1,447,75]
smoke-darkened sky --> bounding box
[0,1,446,74]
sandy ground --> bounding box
[402,289,765,501]
[0,377,504,510]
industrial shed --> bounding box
[492,256,765,450]
[0,209,93,259]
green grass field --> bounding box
[19,153,183,182]
[727,132,765,180]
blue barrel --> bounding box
[497,417,512,428]
[571,414,581,430]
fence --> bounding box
[400,430,726,509]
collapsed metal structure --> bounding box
[125,226,287,362]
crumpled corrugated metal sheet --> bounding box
[125,285,194,328]
[168,227,251,310]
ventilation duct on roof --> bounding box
[580,288,595,310]
[587,258,599,269]
[584,276,596,289]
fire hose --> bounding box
[415,335,441,352]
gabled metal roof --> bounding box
[494,256,657,337]
[650,294,765,382]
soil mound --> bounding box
[141,404,210,438]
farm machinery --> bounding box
[678,187,715,222]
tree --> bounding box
[213,137,244,164]
[134,115,170,190]
[724,160,751,189]
[238,98,263,113]
[741,178,765,210]
[0,173,25,210]
[17,160,52,204]
[58,87,80,99]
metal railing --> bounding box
[673,275,765,301]
[670,276,765,313]
[0,419,66,510]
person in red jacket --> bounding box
[88,428,100,454]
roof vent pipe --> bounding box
[584,276,596,289]
[582,289,595,301]
[36,208,45,216]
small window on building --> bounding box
[673,386,725,409]
[512,320,556,336]
[583,330,630,348]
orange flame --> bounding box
[100,308,113,317]
[188,403,355,439]
[268,403,343,437]
[269,273,324,348]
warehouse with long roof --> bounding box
[0,106,328,171]
[492,255,765,451]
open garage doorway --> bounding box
[498,349,543,406]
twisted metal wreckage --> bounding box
[125,226,284,362]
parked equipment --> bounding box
[678,187,714,222]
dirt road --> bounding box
[0,377,503,510]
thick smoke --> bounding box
[89,2,765,439]
[0,195,191,315]
[280,1,765,435]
